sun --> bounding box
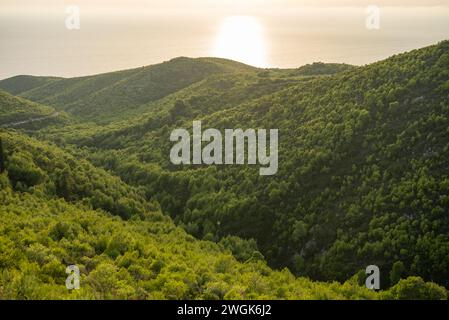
[213,16,268,68]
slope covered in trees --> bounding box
[0,130,446,300]
[2,183,446,300]
[1,41,448,298]
[0,130,150,219]
[29,41,449,289]
[0,91,70,129]
[294,62,356,76]
[0,75,61,95]
[2,189,448,300]
[0,58,258,124]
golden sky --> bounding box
[3,0,449,11]
[1,0,448,78]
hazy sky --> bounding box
[1,0,449,79]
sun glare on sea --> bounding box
[213,16,268,68]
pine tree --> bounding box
[390,261,406,286]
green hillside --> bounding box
[0,75,61,95]
[37,41,449,289]
[0,59,349,126]
[0,58,258,124]
[36,68,314,147]
[1,41,448,299]
[0,130,151,219]
[0,90,70,129]
[294,62,356,76]
[0,131,446,300]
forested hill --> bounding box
[0,58,353,126]
[0,57,258,124]
[1,40,448,298]
[0,130,446,299]
[0,75,61,95]
[0,90,70,129]
[30,40,449,289]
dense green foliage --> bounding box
[0,75,61,95]
[2,131,444,300]
[0,188,442,300]
[1,41,448,299]
[0,58,257,124]
[33,41,448,289]
[0,187,367,300]
[0,90,69,128]
[294,62,356,76]
[0,131,151,219]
